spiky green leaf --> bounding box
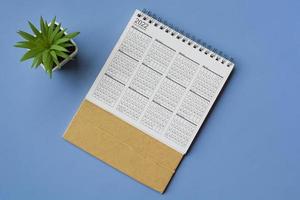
[53,28,67,42]
[44,20,49,35]
[65,32,80,39]
[55,50,69,59]
[50,50,59,66]
[40,16,46,35]
[28,21,40,36]
[50,44,69,52]
[55,37,71,45]
[60,42,74,48]
[42,50,52,73]
[31,55,38,68]
[20,48,42,61]
[14,41,35,49]
[43,51,53,78]
[48,17,56,37]
[17,31,35,41]
[49,23,61,43]
[33,53,43,68]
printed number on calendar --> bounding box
[134,18,149,30]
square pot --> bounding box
[41,22,78,72]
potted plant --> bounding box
[15,17,80,77]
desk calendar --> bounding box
[64,9,234,192]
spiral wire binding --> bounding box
[139,9,234,67]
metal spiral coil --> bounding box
[140,9,234,66]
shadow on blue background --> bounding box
[0,0,299,199]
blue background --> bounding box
[0,0,299,199]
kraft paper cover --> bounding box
[63,100,183,193]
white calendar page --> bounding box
[86,9,234,154]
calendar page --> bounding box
[86,9,234,154]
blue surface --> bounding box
[1,0,300,199]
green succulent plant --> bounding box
[15,17,80,77]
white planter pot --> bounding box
[41,22,78,72]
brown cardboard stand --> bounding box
[63,100,183,193]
